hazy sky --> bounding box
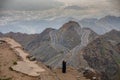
[0,0,120,33]
[0,0,120,17]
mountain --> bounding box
[96,16,120,33]
[23,21,98,68]
[0,17,78,34]
[1,15,119,34]
[0,37,89,80]
[3,32,39,48]
[79,15,120,34]
[79,18,104,34]
[25,28,56,51]
[0,21,98,68]
[1,20,120,80]
[81,30,120,80]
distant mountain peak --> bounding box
[43,28,56,32]
[110,29,119,32]
[81,18,98,21]
[104,15,117,18]
[41,28,56,33]
[59,21,81,31]
[68,21,79,23]
[99,15,120,21]
[105,29,120,36]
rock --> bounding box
[0,40,6,44]
[26,55,36,61]
[83,68,101,80]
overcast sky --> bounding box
[0,0,120,33]
[0,0,120,17]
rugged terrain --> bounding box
[0,21,120,80]
[0,37,89,80]
[0,41,41,80]
[22,21,98,68]
[82,30,120,80]
[1,21,98,68]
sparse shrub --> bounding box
[46,65,52,70]
[13,61,17,65]
[9,67,13,71]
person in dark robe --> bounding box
[62,60,66,73]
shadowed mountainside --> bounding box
[82,30,120,80]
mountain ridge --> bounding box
[0,15,120,34]
[0,20,120,80]
[81,30,120,80]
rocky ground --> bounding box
[0,42,40,80]
[0,38,89,80]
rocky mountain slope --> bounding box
[81,30,120,80]
[4,32,39,48]
[23,21,98,68]
[0,21,98,68]
[0,40,89,80]
[0,40,50,80]
[1,20,120,80]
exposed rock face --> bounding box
[23,21,98,68]
[83,68,101,80]
[1,20,120,80]
[53,21,82,49]
[26,28,59,62]
[0,21,98,68]
[25,28,55,52]
[82,30,120,80]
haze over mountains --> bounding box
[0,0,120,79]
[0,15,120,34]
[0,15,120,80]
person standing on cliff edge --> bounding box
[62,60,66,73]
